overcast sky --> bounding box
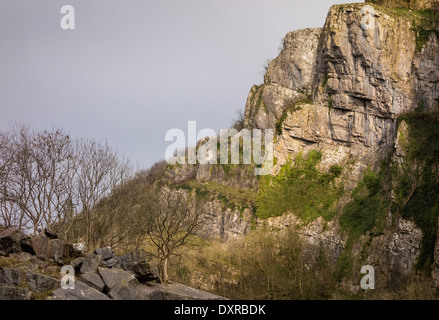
[0,0,357,170]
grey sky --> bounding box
[0,0,357,169]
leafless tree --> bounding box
[137,185,204,283]
[231,109,245,131]
[74,139,131,248]
[0,123,132,242]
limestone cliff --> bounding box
[164,1,439,294]
[241,1,439,291]
[366,0,438,11]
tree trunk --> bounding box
[163,258,169,283]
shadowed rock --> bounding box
[95,247,115,261]
[78,273,105,292]
[108,280,141,300]
[98,267,137,290]
[0,268,23,286]
[48,281,111,300]
[0,229,35,256]
[25,272,58,293]
[0,284,31,300]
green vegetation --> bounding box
[275,96,312,135]
[251,85,269,115]
[339,166,389,239]
[184,180,258,209]
[336,162,391,280]
[336,107,439,276]
[256,150,344,222]
[394,109,439,271]
[412,24,439,51]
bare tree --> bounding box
[0,123,132,242]
[74,139,131,249]
[138,185,204,283]
[231,109,245,131]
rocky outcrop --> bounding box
[366,0,438,11]
[242,3,439,187]
[244,28,322,130]
[237,1,439,290]
[0,228,224,300]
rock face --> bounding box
[244,28,322,130]
[236,2,439,290]
[366,0,438,11]
[243,4,439,186]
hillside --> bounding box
[1,1,439,300]
[159,1,439,298]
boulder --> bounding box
[148,283,225,300]
[48,281,111,300]
[32,235,64,263]
[108,280,141,300]
[25,272,58,293]
[98,267,137,290]
[104,257,120,268]
[79,254,102,274]
[70,257,87,273]
[0,268,23,286]
[0,228,35,256]
[137,285,166,300]
[131,262,160,283]
[29,257,47,270]
[78,273,105,292]
[118,251,147,270]
[18,252,33,262]
[95,247,114,261]
[44,266,58,274]
[0,284,31,300]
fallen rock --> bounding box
[0,268,23,286]
[18,252,33,262]
[137,285,166,300]
[108,280,141,300]
[70,257,87,273]
[131,262,160,282]
[79,254,102,274]
[0,284,31,300]
[104,257,119,268]
[98,267,137,290]
[118,251,147,270]
[32,235,64,263]
[25,272,58,293]
[0,229,35,256]
[48,281,111,300]
[45,266,58,274]
[149,283,225,300]
[78,273,105,292]
[95,247,114,261]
